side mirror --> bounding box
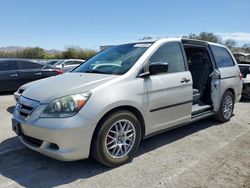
[149,62,168,75]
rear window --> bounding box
[211,46,235,68]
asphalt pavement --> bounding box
[0,93,249,188]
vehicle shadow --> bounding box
[0,118,219,187]
[7,106,15,114]
[240,98,250,103]
[137,118,220,155]
[0,91,14,96]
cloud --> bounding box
[217,32,250,42]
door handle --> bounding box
[35,72,42,75]
[10,74,18,77]
[181,78,190,83]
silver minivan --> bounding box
[12,38,242,167]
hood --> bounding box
[22,73,118,103]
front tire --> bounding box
[92,110,141,167]
[215,90,234,122]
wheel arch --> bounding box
[90,105,146,154]
[225,87,236,101]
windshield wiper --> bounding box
[84,70,107,74]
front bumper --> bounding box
[12,105,96,161]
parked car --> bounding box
[0,59,63,93]
[53,59,85,72]
[12,38,242,167]
[238,61,250,99]
[234,53,250,63]
[44,59,62,66]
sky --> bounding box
[0,0,250,50]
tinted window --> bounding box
[72,61,82,65]
[20,61,44,69]
[64,61,71,66]
[64,61,81,66]
[52,61,59,65]
[148,42,185,73]
[211,46,235,68]
[48,60,59,65]
[0,60,19,71]
[55,60,64,65]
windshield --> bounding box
[73,43,151,75]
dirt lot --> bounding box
[0,93,249,188]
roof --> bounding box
[121,37,225,47]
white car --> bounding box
[54,59,85,72]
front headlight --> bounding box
[40,92,91,118]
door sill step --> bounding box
[191,110,214,121]
[191,104,212,116]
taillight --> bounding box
[239,72,243,80]
[56,69,63,74]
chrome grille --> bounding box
[17,97,40,119]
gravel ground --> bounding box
[0,93,249,188]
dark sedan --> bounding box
[0,59,63,92]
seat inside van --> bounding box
[184,46,213,105]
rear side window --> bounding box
[20,61,44,69]
[72,61,82,65]
[65,61,81,65]
[148,42,185,73]
[0,60,19,71]
[64,61,74,65]
[211,46,235,68]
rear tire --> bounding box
[92,110,141,167]
[215,90,234,122]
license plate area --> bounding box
[12,118,21,136]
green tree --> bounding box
[0,47,97,59]
[22,47,46,59]
[62,48,78,59]
[242,44,250,53]
[62,47,97,59]
[224,39,237,49]
[183,32,222,43]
